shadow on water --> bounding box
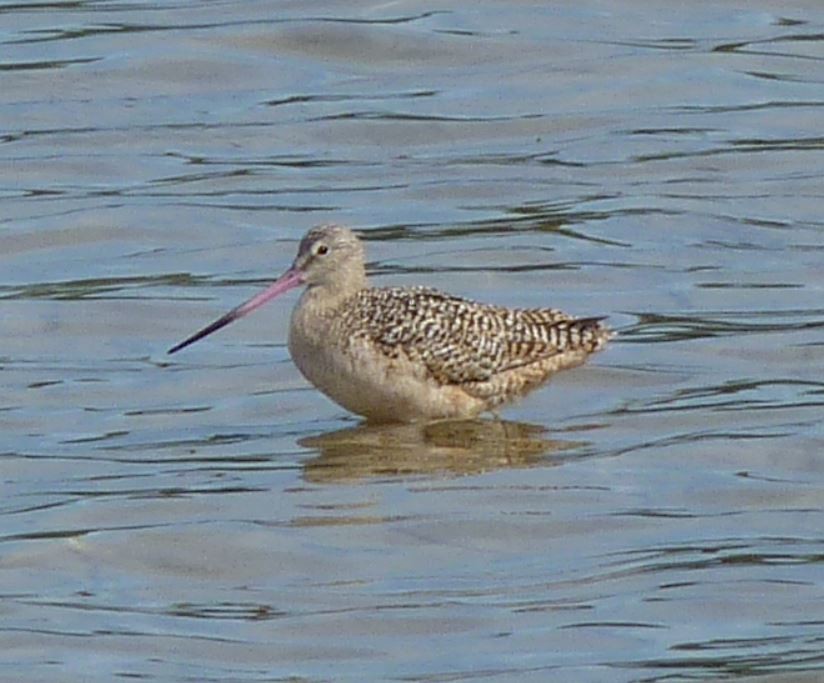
[298,418,583,483]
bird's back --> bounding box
[331,286,610,403]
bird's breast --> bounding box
[286,297,484,422]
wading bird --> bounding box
[169,225,610,423]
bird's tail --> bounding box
[562,316,613,352]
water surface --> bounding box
[2,1,823,681]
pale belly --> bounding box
[288,329,484,423]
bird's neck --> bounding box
[300,270,368,315]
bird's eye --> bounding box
[316,244,329,256]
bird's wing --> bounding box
[345,287,602,385]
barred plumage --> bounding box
[170,224,612,422]
[332,287,604,383]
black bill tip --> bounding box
[167,310,239,355]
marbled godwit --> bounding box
[169,225,611,423]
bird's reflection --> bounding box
[298,418,584,484]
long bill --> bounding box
[168,268,304,354]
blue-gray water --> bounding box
[2,2,823,681]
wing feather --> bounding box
[339,287,607,386]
